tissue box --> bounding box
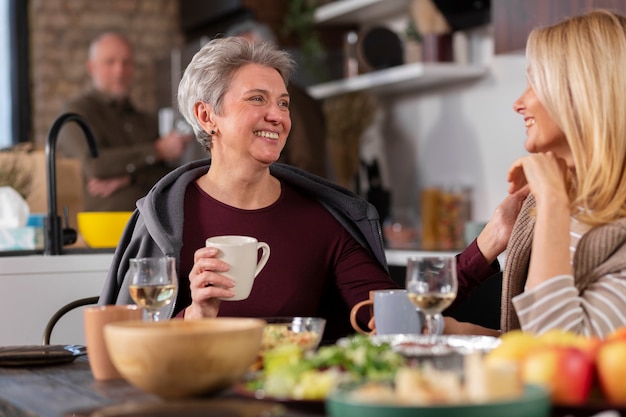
[0,227,37,250]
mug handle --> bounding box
[254,242,271,277]
[350,299,373,335]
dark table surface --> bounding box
[0,355,324,417]
[1,353,624,417]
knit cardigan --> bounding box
[501,194,626,332]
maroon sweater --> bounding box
[176,181,499,340]
[177,181,398,341]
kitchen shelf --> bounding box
[306,62,486,100]
[315,0,412,25]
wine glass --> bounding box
[128,256,177,322]
[405,255,457,336]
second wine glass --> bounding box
[128,256,177,322]
[405,255,457,336]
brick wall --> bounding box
[29,0,184,146]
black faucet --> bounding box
[44,113,98,255]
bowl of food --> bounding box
[326,384,550,417]
[103,318,265,399]
[261,317,326,352]
[77,211,132,248]
[325,334,545,417]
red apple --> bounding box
[521,346,594,405]
[597,339,626,404]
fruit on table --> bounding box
[538,329,601,360]
[521,345,594,405]
[597,329,626,404]
[485,330,543,364]
[486,329,600,405]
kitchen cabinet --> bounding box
[0,253,113,346]
[493,0,626,53]
[307,0,488,99]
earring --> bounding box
[210,129,216,135]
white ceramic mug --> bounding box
[205,235,270,301]
[350,289,422,336]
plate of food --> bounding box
[326,334,549,417]
[326,383,550,417]
[236,335,405,412]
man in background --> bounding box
[59,31,193,211]
[226,20,329,178]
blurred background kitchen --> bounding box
[3,0,619,248]
[2,0,623,346]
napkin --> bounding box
[0,186,35,250]
[0,186,29,229]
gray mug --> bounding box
[350,289,423,336]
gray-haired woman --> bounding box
[101,37,520,340]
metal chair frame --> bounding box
[42,296,99,345]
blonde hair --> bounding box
[526,9,626,226]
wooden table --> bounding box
[1,355,622,417]
[0,356,324,417]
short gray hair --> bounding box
[177,37,296,150]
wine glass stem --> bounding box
[423,314,438,335]
[147,310,160,322]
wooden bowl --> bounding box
[103,318,265,399]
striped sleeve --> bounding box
[512,271,626,337]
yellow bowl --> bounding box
[77,211,132,248]
[104,318,266,399]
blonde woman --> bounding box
[499,10,626,337]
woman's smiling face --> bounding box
[212,63,291,164]
[513,83,571,164]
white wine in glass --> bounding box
[405,255,457,335]
[129,256,177,322]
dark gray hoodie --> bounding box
[99,159,389,319]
